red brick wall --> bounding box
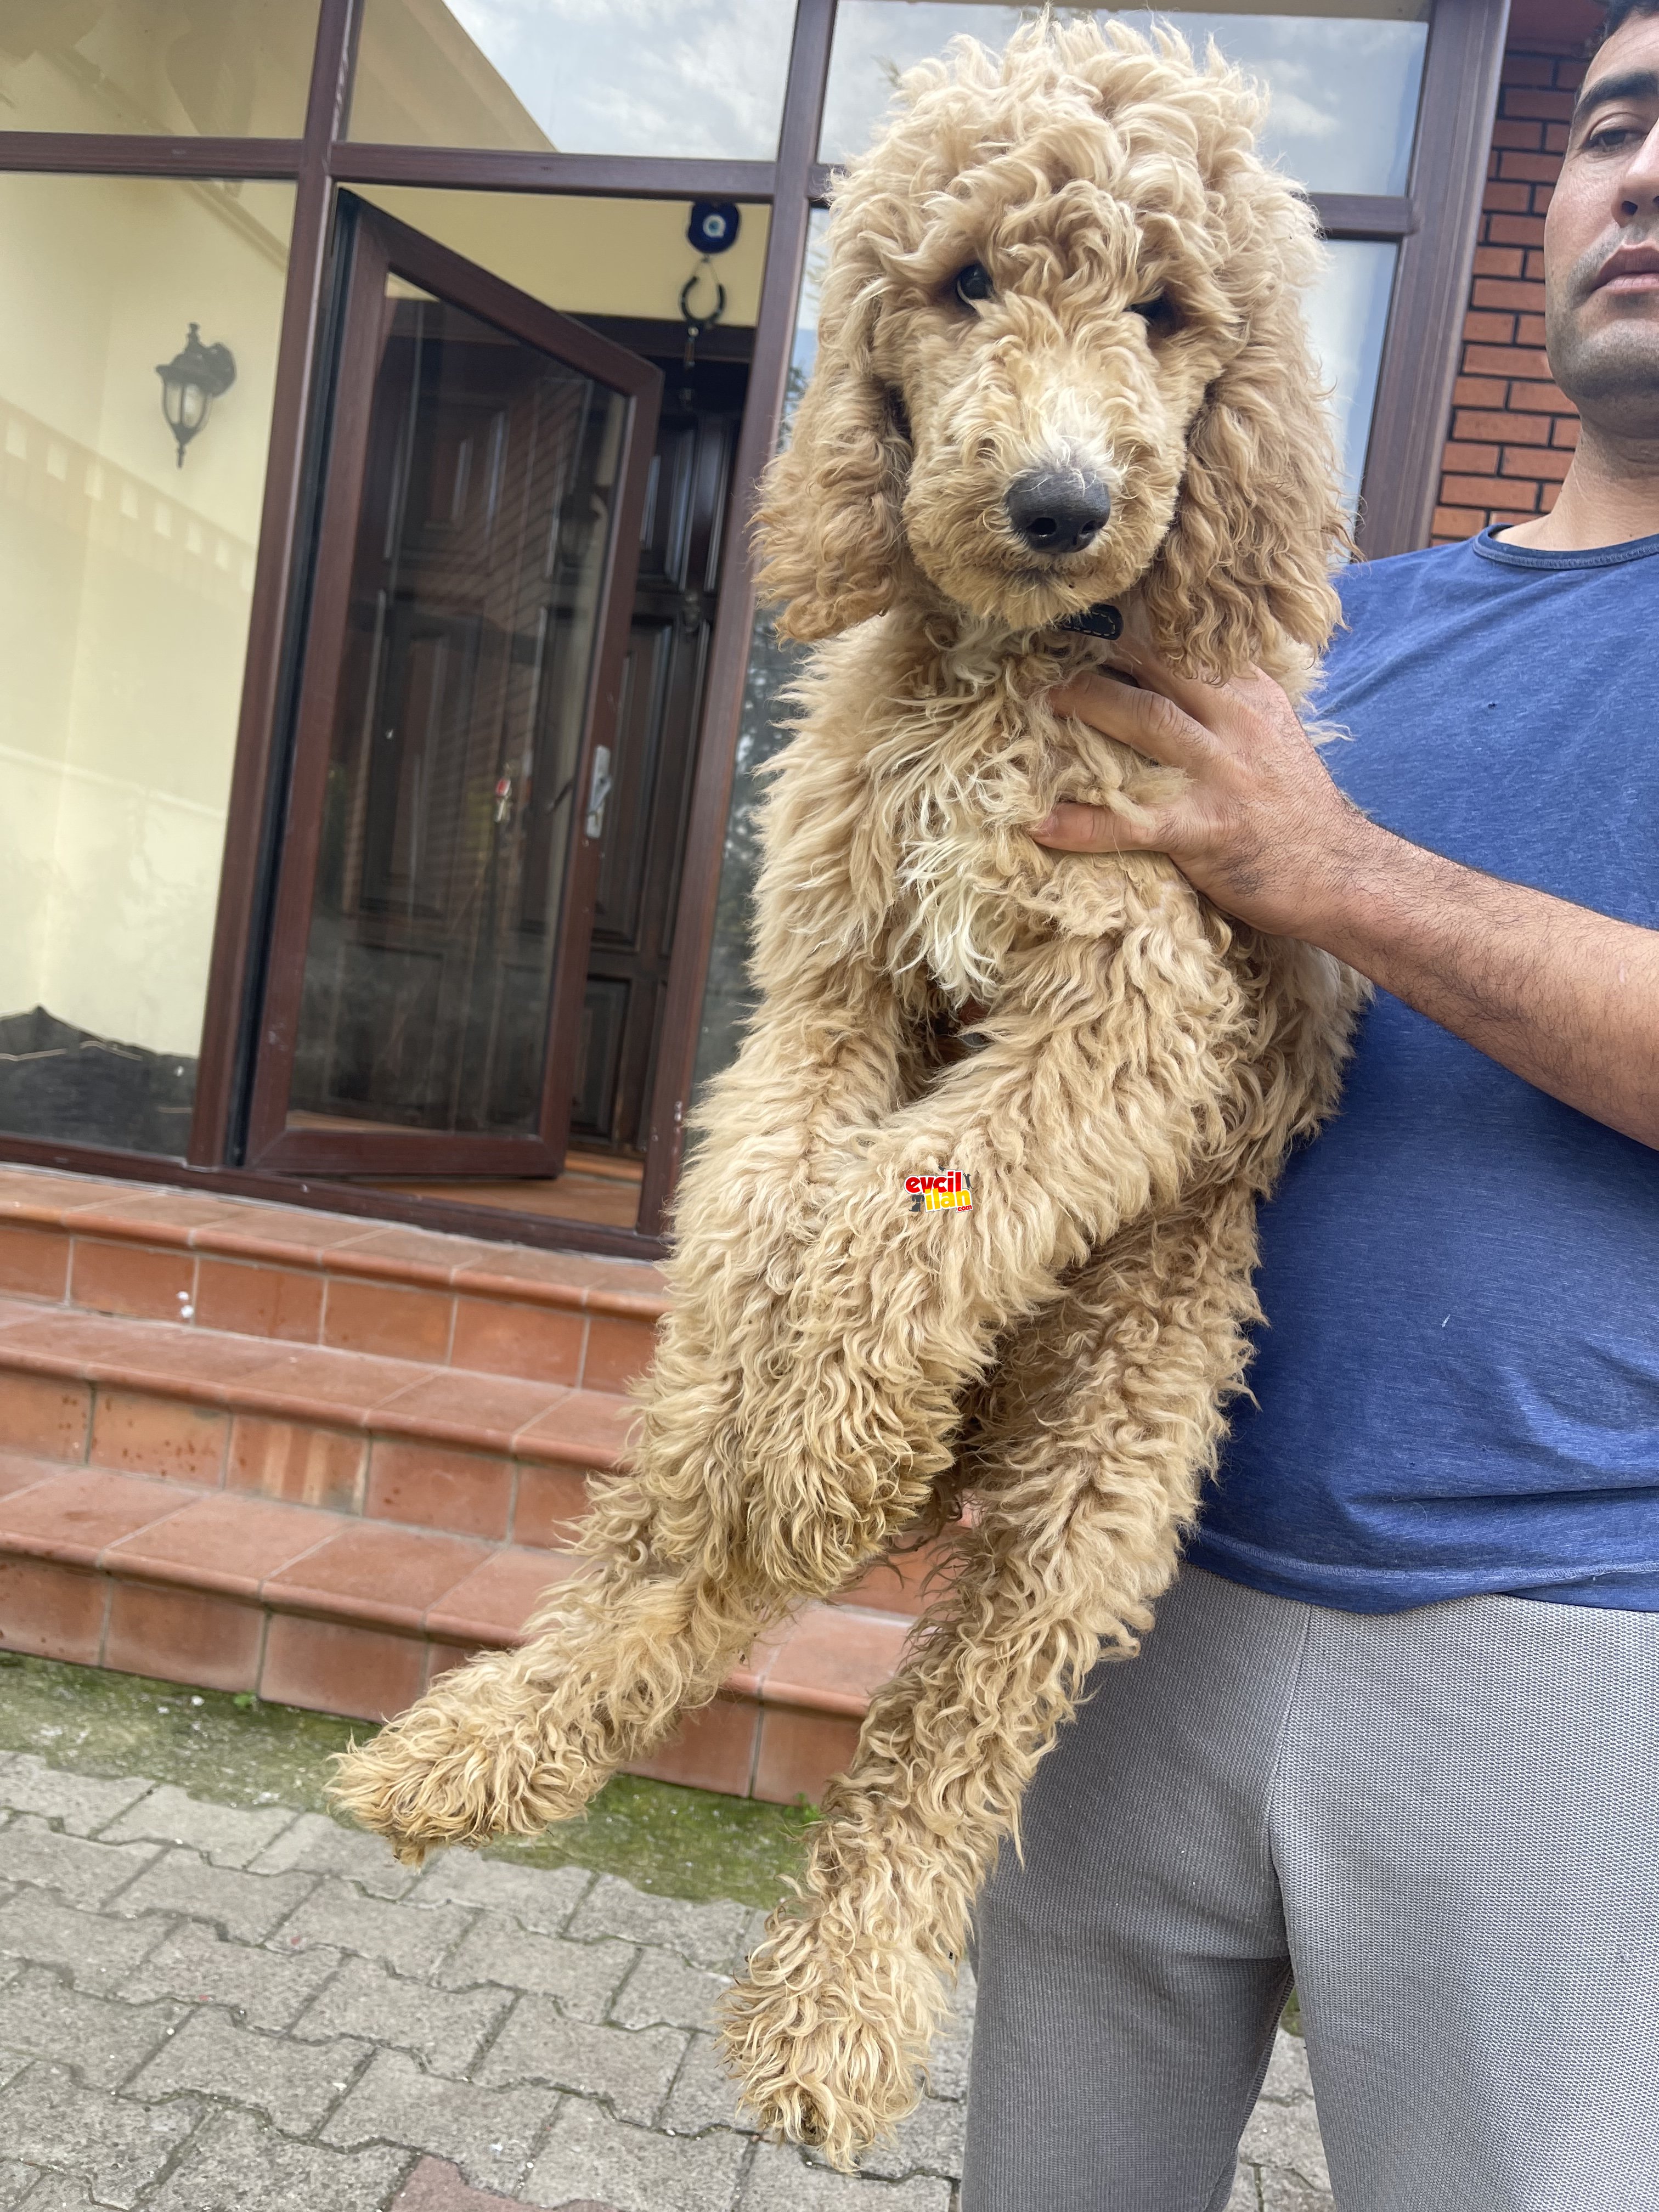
[1430,40,1588,544]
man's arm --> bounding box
[1040,651,1659,1152]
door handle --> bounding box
[584,744,613,840]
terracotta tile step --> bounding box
[0,1290,639,1548]
[0,1455,916,1805]
[0,1295,953,1609]
[0,1163,667,1392]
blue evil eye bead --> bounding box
[688,201,742,255]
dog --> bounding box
[331,18,1364,2168]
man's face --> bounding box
[1545,13,1659,436]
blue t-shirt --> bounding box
[1189,524,1659,1613]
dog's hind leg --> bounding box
[735,900,1252,1596]
[719,1185,1263,2165]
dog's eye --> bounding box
[1130,292,1177,331]
[952,262,995,308]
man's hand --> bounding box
[1036,645,1659,1151]
[1038,647,1384,939]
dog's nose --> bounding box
[1004,469,1113,555]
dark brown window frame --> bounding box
[0,0,1510,1261]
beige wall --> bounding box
[0,172,291,1058]
[0,0,317,137]
[351,0,553,152]
[356,187,770,326]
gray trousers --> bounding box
[962,1566,1659,2212]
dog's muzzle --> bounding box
[1005,468,1113,555]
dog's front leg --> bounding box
[739,900,1247,1587]
[720,1183,1264,2164]
[329,961,921,1863]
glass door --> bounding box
[247,199,660,1176]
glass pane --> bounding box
[286,281,626,1139]
[821,3,1430,195]
[1311,239,1396,520]
[350,0,795,160]
[351,186,770,329]
[0,174,294,1157]
[0,0,321,136]
[692,210,828,1099]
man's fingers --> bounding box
[1107,636,1238,729]
[1049,669,1220,770]
[1030,799,1165,854]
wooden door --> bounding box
[246,199,660,1176]
[572,379,742,1154]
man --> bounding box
[962,5,1659,2207]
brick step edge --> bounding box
[0,1460,916,1807]
[0,1290,634,1480]
[0,1164,667,1396]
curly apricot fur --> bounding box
[331,20,1363,2168]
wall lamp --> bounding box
[155,323,236,467]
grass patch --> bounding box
[0,1653,814,1910]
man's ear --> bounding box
[1141,187,1348,681]
[752,278,912,642]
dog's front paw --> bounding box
[718,1910,937,2169]
[328,1654,606,1864]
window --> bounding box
[0,0,320,137]
[0,174,293,1154]
[0,0,1510,1248]
[693,211,828,1101]
[350,0,797,160]
[821,3,1430,193]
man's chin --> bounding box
[1550,314,1659,426]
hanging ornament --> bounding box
[679,202,741,411]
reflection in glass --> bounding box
[0,174,293,1155]
[287,286,625,1139]
[0,0,321,136]
[692,212,829,1099]
[1310,239,1397,520]
[351,0,795,160]
[821,3,1430,196]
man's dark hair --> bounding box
[1600,0,1659,46]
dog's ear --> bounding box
[752,275,911,642]
[1141,206,1348,682]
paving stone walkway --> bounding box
[0,1752,1333,2209]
